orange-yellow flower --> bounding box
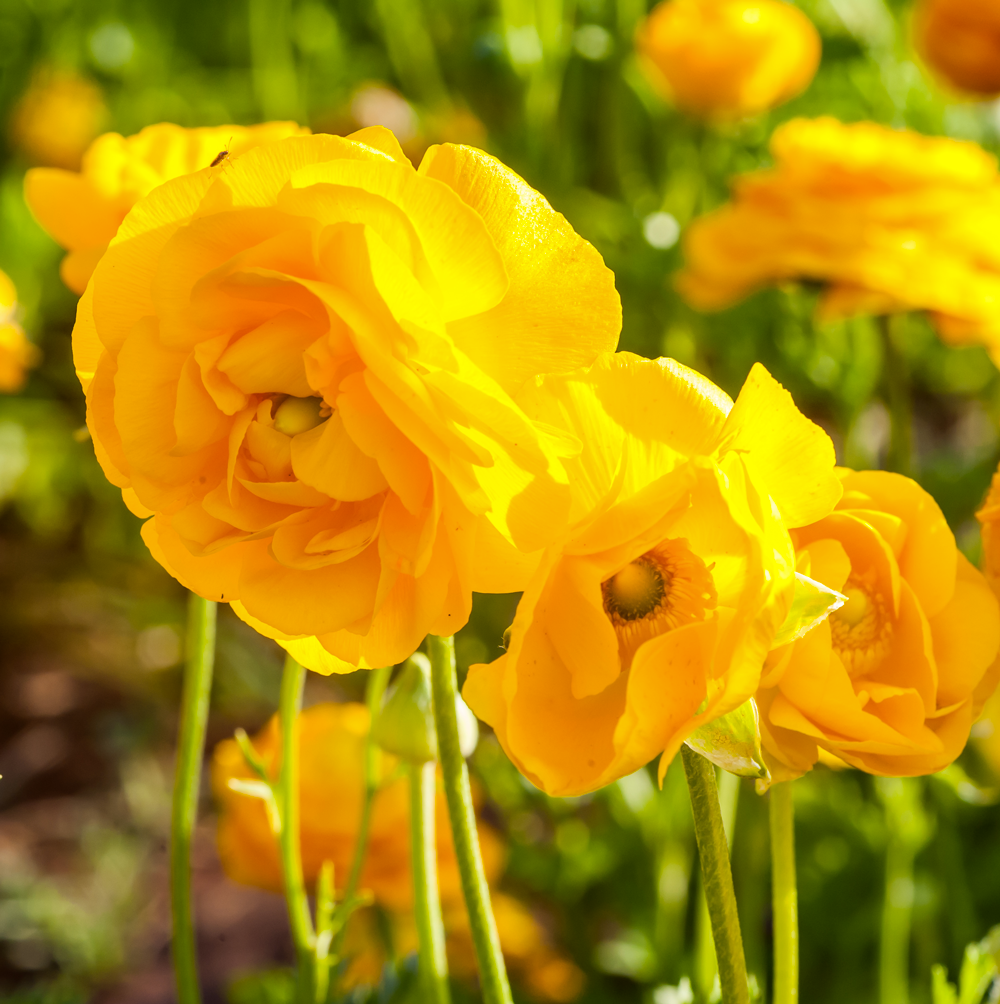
[212,702,584,1000]
[24,121,308,294]
[913,0,1000,98]
[10,69,106,171]
[463,352,841,796]
[759,470,1000,779]
[73,129,620,672]
[635,0,820,119]
[677,117,1000,361]
[0,270,39,393]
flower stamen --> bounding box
[829,573,893,676]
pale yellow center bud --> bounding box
[273,396,326,436]
[835,586,870,628]
[605,560,665,621]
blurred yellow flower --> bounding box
[73,129,620,672]
[464,353,841,796]
[914,0,1000,98]
[10,69,106,171]
[759,470,1000,779]
[677,117,1000,361]
[635,0,820,119]
[0,270,39,393]
[213,702,584,1000]
[24,121,308,294]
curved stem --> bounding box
[878,313,913,477]
[170,595,217,1004]
[427,634,512,1004]
[770,781,799,1004]
[277,654,314,999]
[681,746,750,1004]
[411,760,451,1004]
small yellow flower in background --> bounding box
[10,69,106,171]
[759,470,1000,779]
[213,702,584,1000]
[24,121,309,294]
[463,352,841,797]
[73,129,620,673]
[913,0,1000,99]
[0,270,39,393]
[678,117,1000,360]
[635,0,820,119]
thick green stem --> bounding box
[411,760,451,1004]
[770,781,799,1004]
[170,595,217,1004]
[681,746,750,1004]
[277,655,314,1000]
[878,313,913,477]
[427,634,512,1004]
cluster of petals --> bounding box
[760,470,1000,778]
[0,270,38,393]
[677,117,1000,361]
[913,0,1000,98]
[464,352,841,797]
[213,702,584,1000]
[25,121,308,294]
[72,128,620,673]
[635,0,820,119]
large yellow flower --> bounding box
[677,117,1000,361]
[759,470,1000,778]
[25,121,308,294]
[74,129,620,671]
[0,270,39,393]
[914,0,1000,98]
[635,0,820,119]
[213,702,584,1000]
[463,353,841,797]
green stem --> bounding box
[427,634,512,1004]
[277,654,314,1000]
[878,779,919,1004]
[170,595,217,1004]
[681,746,750,1004]
[770,781,799,1004]
[878,313,913,477]
[411,760,451,1004]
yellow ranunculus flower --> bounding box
[213,702,584,1000]
[677,117,1000,360]
[0,270,39,393]
[463,352,841,797]
[10,69,106,171]
[759,470,1000,779]
[74,129,620,672]
[24,121,309,294]
[914,0,1000,98]
[635,0,820,119]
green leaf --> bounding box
[771,572,847,649]
[685,699,769,779]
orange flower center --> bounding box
[601,539,717,670]
[829,574,893,676]
[271,395,330,436]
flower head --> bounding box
[0,270,39,393]
[463,353,841,796]
[914,0,1000,98]
[635,0,820,119]
[678,117,1000,360]
[760,470,1000,779]
[75,129,620,671]
[25,121,309,294]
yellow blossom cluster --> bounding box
[0,270,38,393]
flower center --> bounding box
[272,395,329,436]
[601,539,717,670]
[829,574,893,676]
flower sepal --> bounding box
[771,571,846,650]
[685,698,769,779]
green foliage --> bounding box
[931,927,1000,1004]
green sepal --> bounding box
[685,698,769,779]
[771,572,846,650]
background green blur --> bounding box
[1,0,1000,1002]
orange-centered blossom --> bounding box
[635,0,820,119]
[463,352,841,797]
[758,470,1000,779]
[913,0,1000,99]
[24,121,308,294]
[0,270,38,393]
[213,702,584,1001]
[677,117,1000,362]
[73,129,621,672]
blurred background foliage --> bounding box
[1,0,1000,1002]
